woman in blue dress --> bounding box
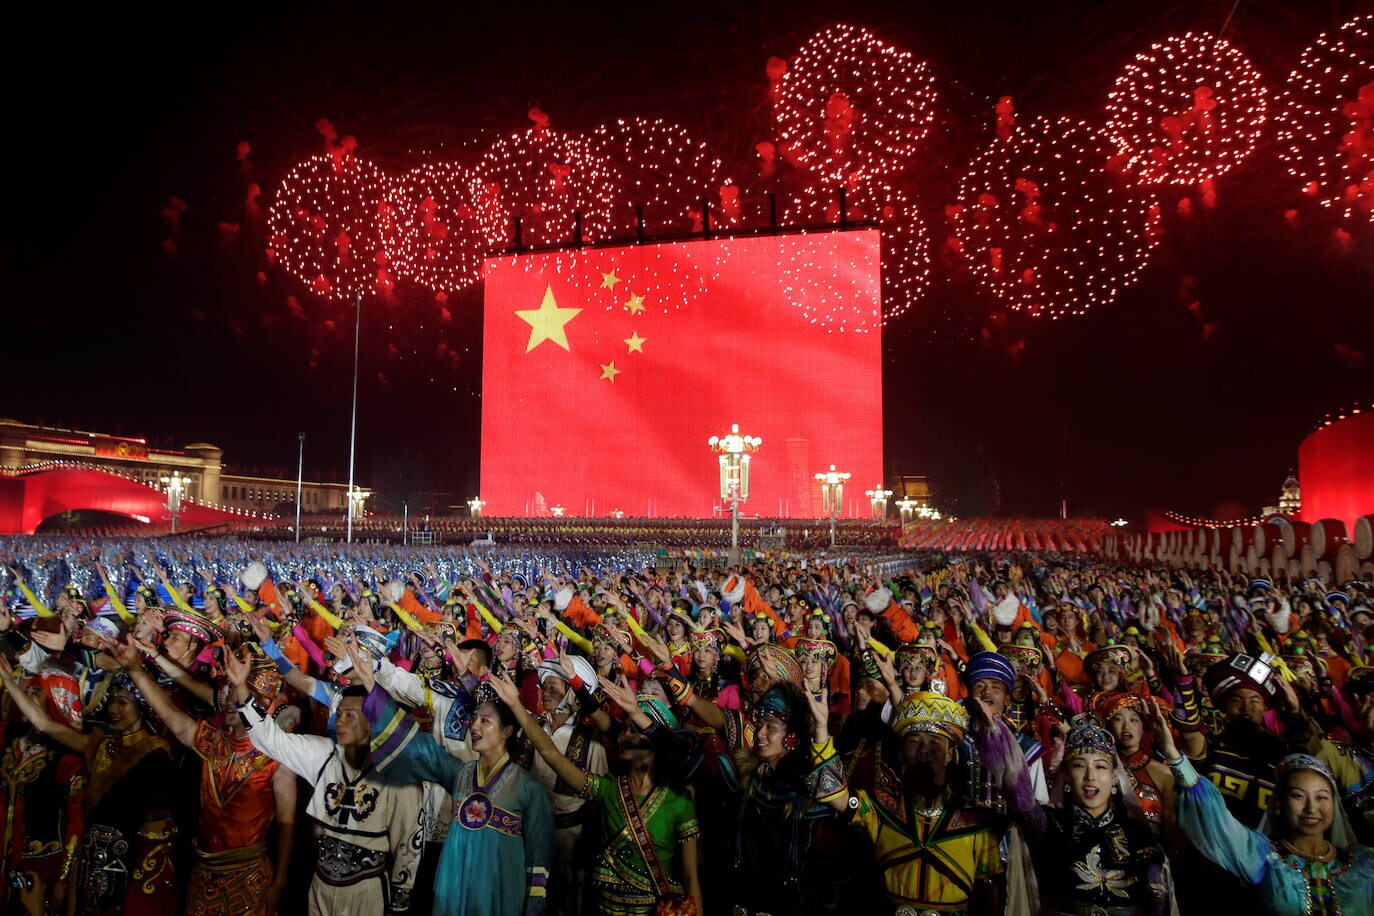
[350,641,554,916]
[1147,697,1374,915]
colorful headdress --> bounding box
[1064,717,1117,761]
[135,585,161,607]
[1281,645,1317,680]
[1185,635,1229,677]
[1084,645,1133,674]
[247,654,286,713]
[892,691,969,742]
[751,686,793,725]
[894,642,940,672]
[998,643,1044,676]
[30,669,83,727]
[163,606,225,646]
[793,637,837,671]
[636,693,679,731]
[689,628,723,653]
[590,623,622,652]
[1203,652,1279,704]
[1089,691,1146,722]
[962,651,1017,690]
[746,644,803,689]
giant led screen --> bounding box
[480,230,884,517]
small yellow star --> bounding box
[599,360,621,382]
[601,270,620,291]
[624,331,646,354]
[624,293,645,314]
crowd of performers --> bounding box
[2,545,1374,916]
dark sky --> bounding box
[6,1,1372,520]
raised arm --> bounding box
[112,635,199,747]
[0,655,89,754]
[488,673,588,795]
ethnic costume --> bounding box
[78,726,180,916]
[0,668,85,894]
[184,721,280,916]
[237,696,422,915]
[997,718,1169,916]
[580,773,699,916]
[365,684,554,916]
[847,693,1006,914]
[1172,753,1374,915]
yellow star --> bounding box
[515,286,581,353]
[624,331,646,354]
[599,361,621,382]
[624,293,645,314]
[601,270,620,291]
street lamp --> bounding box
[468,497,485,519]
[550,505,566,518]
[708,423,761,559]
[815,464,850,549]
[896,497,919,524]
[348,486,368,533]
[160,470,187,533]
[866,485,893,521]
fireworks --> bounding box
[471,128,624,248]
[783,175,930,328]
[1105,31,1268,186]
[774,23,939,180]
[591,118,722,234]
[266,153,393,300]
[1277,13,1374,225]
[378,162,488,296]
[950,116,1158,319]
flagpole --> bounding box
[295,432,305,543]
[346,291,361,544]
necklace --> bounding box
[1280,838,1336,862]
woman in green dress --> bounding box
[488,671,704,916]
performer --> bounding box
[1152,697,1374,915]
[822,691,1009,913]
[111,636,296,916]
[224,646,421,916]
[494,672,702,916]
[351,644,554,916]
[0,656,180,916]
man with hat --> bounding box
[822,691,1008,913]
[964,651,1050,804]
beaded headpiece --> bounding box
[164,606,225,646]
[746,644,802,689]
[1084,644,1132,673]
[793,637,837,670]
[892,691,969,742]
[1064,717,1117,762]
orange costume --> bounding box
[185,722,283,916]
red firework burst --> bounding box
[266,153,393,300]
[471,128,623,248]
[1277,14,1374,226]
[378,162,489,295]
[592,118,722,234]
[774,23,939,180]
[950,117,1158,320]
[1105,31,1268,186]
[783,175,930,328]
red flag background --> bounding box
[480,230,884,517]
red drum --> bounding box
[1312,519,1351,561]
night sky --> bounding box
[6,1,1372,520]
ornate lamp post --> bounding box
[896,497,919,524]
[550,505,566,518]
[468,497,485,519]
[866,485,892,521]
[709,423,761,560]
[160,470,187,533]
[815,464,850,549]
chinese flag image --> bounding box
[480,230,884,517]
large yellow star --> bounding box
[599,360,621,382]
[601,270,620,291]
[624,293,645,314]
[515,286,581,353]
[624,331,646,354]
